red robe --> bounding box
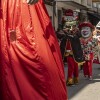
[0,0,67,100]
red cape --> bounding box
[0,0,67,100]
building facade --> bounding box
[45,0,99,30]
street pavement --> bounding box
[64,63,100,100]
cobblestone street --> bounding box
[64,64,100,100]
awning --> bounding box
[55,0,87,9]
[92,0,100,2]
[87,12,100,26]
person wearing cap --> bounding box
[79,22,98,80]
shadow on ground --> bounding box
[64,64,100,100]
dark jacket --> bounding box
[60,31,84,63]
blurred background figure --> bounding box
[92,22,100,64]
[95,22,100,63]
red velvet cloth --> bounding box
[0,0,67,100]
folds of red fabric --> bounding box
[0,0,2,19]
[0,0,67,100]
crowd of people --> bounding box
[56,21,100,86]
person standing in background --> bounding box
[79,22,98,80]
[93,22,100,64]
[63,25,84,86]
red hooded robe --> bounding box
[0,0,67,100]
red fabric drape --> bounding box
[0,0,2,18]
[0,0,67,100]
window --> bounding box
[87,0,92,7]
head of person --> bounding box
[63,25,71,34]
[78,22,94,38]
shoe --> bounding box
[74,77,79,85]
[88,76,93,80]
[66,78,74,86]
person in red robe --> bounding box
[63,25,80,86]
[65,38,79,86]
[0,0,67,100]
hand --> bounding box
[72,28,79,34]
[27,0,39,5]
[85,55,90,60]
